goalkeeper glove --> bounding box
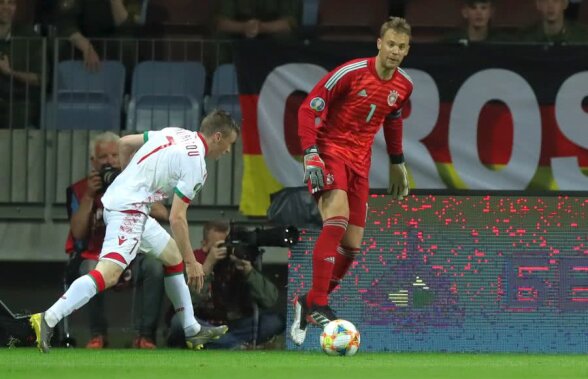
[388,162,409,200]
[303,146,325,194]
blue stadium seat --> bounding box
[127,61,206,131]
[302,0,320,27]
[48,60,125,130]
[205,63,242,124]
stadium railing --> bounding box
[0,37,242,222]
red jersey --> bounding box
[299,57,413,176]
[64,178,106,260]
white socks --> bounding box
[164,274,200,337]
[44,270,201,339]
[45,275,97,328]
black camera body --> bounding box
[224,224,299,262]
[99,164,121,192]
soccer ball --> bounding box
[320,319,361,356]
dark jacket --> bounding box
[191,248,279,324]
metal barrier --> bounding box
[0,128,243,217]
[0,36,47,130]
[0,37,243,220]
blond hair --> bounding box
[380,17,411,38]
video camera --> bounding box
[224,223,299,262]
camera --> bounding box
[99,164,121,192]
[224,224,299,262]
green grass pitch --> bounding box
[2,349,588,379]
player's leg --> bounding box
[291,190,348,345]
[328,173,368,293]
[328,226,363,294]
[291,157,349,345]
[31,259,124,353]
[31,209,142,353]
[308,189,350,308]
[141,216,227,350]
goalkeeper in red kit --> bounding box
[290,17,413,345]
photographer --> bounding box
[65,132,167,349]
[167,220,285,349]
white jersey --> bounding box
[102,127,208,214]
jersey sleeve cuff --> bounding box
[389,153,405,164]
[174,187,191,204]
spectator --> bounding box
[65,131,167,349]
[167,220,285,349]
[130,253,165,349]
[55,0,142,71]
[443,0,502,44]
[519,0,588,43]
[215,0,301,39]
[213,0,301,64]
[0,0,42,128]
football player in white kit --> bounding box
[30,110,240,352]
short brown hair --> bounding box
[380,17,411,38]
[199,109,240,138]
[203,220,230,240]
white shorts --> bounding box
[100,209,171,269]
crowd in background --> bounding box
[1,0,587,129]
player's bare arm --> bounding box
[169,194,204,291]
[384,112,409,200]
[118,134,145,169]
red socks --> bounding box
[307,216,348,307]
[328,245,360,293]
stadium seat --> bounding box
[299,0,321,38]
[135,38,207,63]
[405,0,463,42]
[144,0,213,36]
[205,63,242,124]
[48,60,125,130]
[317,0,390,41]
[302,0,320,27]
[492,0,539,30]
[127,61,206,131]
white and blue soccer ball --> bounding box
[320,319,361,356]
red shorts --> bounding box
[311,154,369,228]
